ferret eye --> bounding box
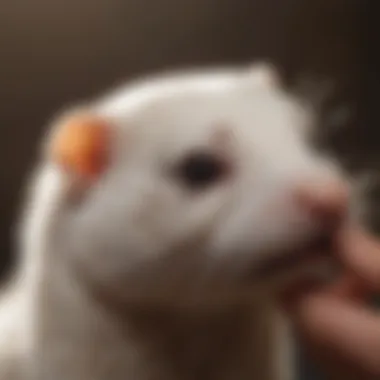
[176,152,227,190]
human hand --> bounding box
[283,227,380,379]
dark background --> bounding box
[0,0,367,273]
[0,1,375,378]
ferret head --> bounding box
[23,64,350,301]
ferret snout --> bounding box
[294,179,349,229]
[248,180,350,280]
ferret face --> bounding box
[39,65,348,296]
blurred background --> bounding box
[0,0,375,378]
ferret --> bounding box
[0,63,353,380]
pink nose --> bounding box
[295,180,349,226]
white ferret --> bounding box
[0,63,353,380]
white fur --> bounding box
[0,63,348,380]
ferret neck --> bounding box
[31,263,281,380]
[16,164,285,380]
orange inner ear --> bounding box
[50,114,110,181]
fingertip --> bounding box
[336,226,380,291]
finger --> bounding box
[291,292,380,376]
[337,226,380,290]
[280,273,372,312]
[328,274,372,301]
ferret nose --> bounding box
[294,180,349,226]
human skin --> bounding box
[283,225,380,379]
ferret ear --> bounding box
[246,62,282,89]
[45,109,111,182]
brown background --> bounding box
[0,0,367,274]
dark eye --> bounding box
[176,152,227,190]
